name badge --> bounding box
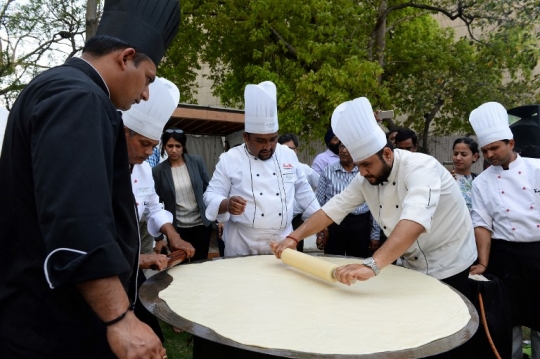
[282,173,295,183]
[136,186,155,197]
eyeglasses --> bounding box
[165,129,184,134]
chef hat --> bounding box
[244,81,279,134]
[95,0,180,66]
[331,97,387,162]
[469,102,513,148]
[122,77,179,141]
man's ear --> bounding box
[116,48,137,69]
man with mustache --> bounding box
[204,81,319,257]
[469,102,540,359]
[272,97,477,298]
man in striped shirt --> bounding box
[316,143,380,257]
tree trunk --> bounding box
[422,98,445,153]
[85,0,99,42]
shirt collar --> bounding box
[66,57,111,99]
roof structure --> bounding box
[165,103,244,136]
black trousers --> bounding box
[324,212,371,258]
[176,224,213,262]
[487,239,540,330]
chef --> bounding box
[124,76,195,260]
[203,81,319,257]
[271,97,477,296]
[469,102,540,359]
[0,0,180,357]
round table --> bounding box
[140,255,479,358]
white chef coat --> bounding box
[204,143,320,256]
[322,149,477,279]
[132,162,173,237]
[293,162,319,218]
[471,155,540,242]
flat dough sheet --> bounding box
[159,255,470,355]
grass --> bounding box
[161,320,193,359]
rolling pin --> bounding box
[280,248,340,283]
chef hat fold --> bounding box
[331,97,387,162]
[122,77,179,141]
[244,81,279,134]
[95,0,180,66]
[469,102,513,148]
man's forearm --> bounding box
[474,227,492,268]
[291,209,333,240]
[373,219,424,269]
[77,276,130,323]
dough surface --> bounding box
[159,255,471,355]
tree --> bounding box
[164,0,540,151]
[0,0,89,107]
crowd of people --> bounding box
[0,1,538,358]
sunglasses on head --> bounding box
[165,129,184,134]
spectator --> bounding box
[395,128,418,152]
[316,143,380,257]
[153,128,213,262]
[451,137,480,211]
[311,127,340,175]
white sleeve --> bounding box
[203,153,231,223]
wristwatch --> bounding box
[363,257,380,276]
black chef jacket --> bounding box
[0,57,139,358]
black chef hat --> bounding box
[96,0,180,66]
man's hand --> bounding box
[334,264,376,286]
[469,263,487,275]
[139,254,168,271]
[227,196,247,215]
[270,237,298,259]
[154,240,167,254]
[107,310,166,359]
[217,222,224,239]
[168,234,195,258]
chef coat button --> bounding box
[257,174,260,176]
[396,205,399,208]
[134,179,137,183]
[531,206,534,209]
[379,205,382,208]
[383,226,387,229]
[519,171,522,174]
[260,192,263,195]
[506,209,510,212]
[278,213,281,216]
[261,213,264,217]
[537,224,540,228]
[512,228,515,231]
[273,173,276,175]
[502,191,504,194]
[497,175,501,178]
[392,182,396,185]
[523,187,526,190]
[276,193,279,196]
[414,256,418,260]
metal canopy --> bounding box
[166,104,244,136]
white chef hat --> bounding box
[331,97,387,162]
[122,77,179,141]
[244,81,279,134]
[469,102,512,148]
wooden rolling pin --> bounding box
[280,248,339,283]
